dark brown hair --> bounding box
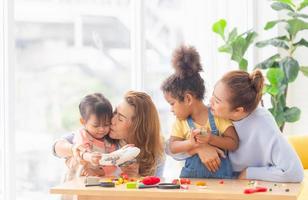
[221,70,264,113]
[161,45,205,101]
[124,91,164,176]
[79,93,116,143]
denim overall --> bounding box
[180,108,233,179]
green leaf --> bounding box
[288,12,308,19]
[239,58,248,71]
[286,19,308,38]
[284,107,301,122]
[278,94,287,108]
[265,84,280,95]
[245,31,258,48]
[228,28,238,42]
[255,54,280,69]
[218,44,232,54]
[293,38,308,48]
[271,2,295,11]
[256,38,289,50]
[300,66,308,76]
[231,37,246,62]
[267,68,285,85]
[213,19,227,40]
[298,0,308,11]
[274,0,296,7]
[279,57,299,82]
[264,20,286,30]
[276,35,289,40]
[272,109,285,127]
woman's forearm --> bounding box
[54,139,73,158]
[170,140,194,154]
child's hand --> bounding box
[120,162,139,177]
[189,129,200,148]
[195,128,212,144]
[83,151,102,166]
[81,166,105,177]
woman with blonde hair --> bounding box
[110,91,164,176]
[53,91,164,177]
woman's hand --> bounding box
[120,162,139,177]
[187,147,198,156]
[197,144,225,173]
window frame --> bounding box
[0,0,15,200]
[1,0,256,199]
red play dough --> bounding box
[244,187,268,194]
[141,176,160,185]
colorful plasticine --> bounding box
[196,181,207,186]
[244,186,268,194]
[141,176,160,185]
[126,182,137,189]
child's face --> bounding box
[210,81,247,121]
[82,114,111,139]
[164,92,190,120]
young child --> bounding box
[66,93,119,180]
[161,45,239,178]
[210,70,304,182]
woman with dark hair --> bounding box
[209,70,304,182]
[169,69,304,182]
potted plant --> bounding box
[212,0,308,131]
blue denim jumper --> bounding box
[179,108,233,179]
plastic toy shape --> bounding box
[244,187,268,194]
[99,146,140,166]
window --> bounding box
[143,0,254,178]
[1,0,254,199]
[14,0,131,199]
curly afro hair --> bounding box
[161,45,205,101]
[172,45,202,78]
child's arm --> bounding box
[169,131,199,154]
[195,126,239,151]
[74,132,102,166]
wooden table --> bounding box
[50,177,303,200]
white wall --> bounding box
[254,1,308,135]
[285,46,308,135]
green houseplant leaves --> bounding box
[212,20,257,71]
[213,0,308,131]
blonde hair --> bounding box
[124,91,164,176]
